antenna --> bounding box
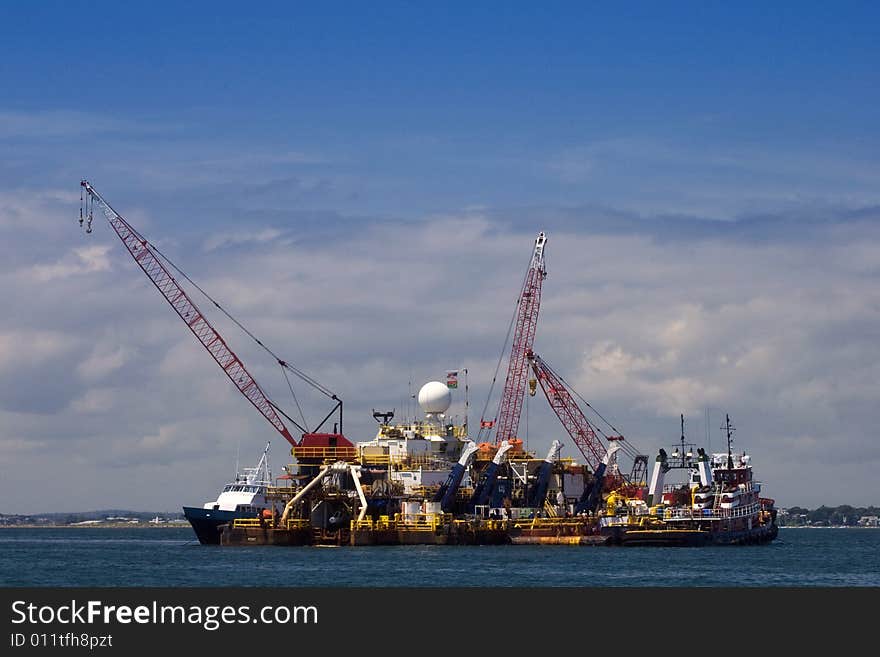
[263,440,271,481]
[723,413,736,469]
[705,408,710,454]
[463,367,469,436]
[234,439,240,480]
[372,409,395,425]
[678,413,687,461]
[407,371,413,422]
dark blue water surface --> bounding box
[1,527,878,587]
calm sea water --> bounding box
[1,527,878,587]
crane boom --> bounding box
[492,231,547,443]
[80,180,297,446]
[528,351,606,470]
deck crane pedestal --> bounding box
[527,439,563,507]
[575,439,621,514]
[469,440,515,509]
[434,441,480,513]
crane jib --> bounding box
[494,261,544,443]
[529,354,606,470]
[83,182,297,447]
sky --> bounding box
[1,2,878,512]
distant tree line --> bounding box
[0,510,185,526]
[781,505,880,526]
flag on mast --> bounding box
[446,370,458,389]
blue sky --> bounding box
[5,2,880,218]
[1,3,879,511]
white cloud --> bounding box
[0,330,78,373]
[2,190,879,511]
[76,343,130,381]
[0,109,167,139]
[202,227,284,252]
[70,387,117,414]
[26,245,113,282]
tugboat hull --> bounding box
[605,522,778,547]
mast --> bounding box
[724,414,735,469]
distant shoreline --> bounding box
[0,523,189,529]
[779,525,880,529]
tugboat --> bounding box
[601,414,778,546]
[182,442,281,544]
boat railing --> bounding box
[663,502,761,521]
[283,518,311,530]
[292,446,358,461]
[265,486,298,497]
[451,518,507,531]
[361,453,457,469]
[360,453,391,465]
[523,516,594,530]
[231,518,264,529]
[231,517,311,530]
[350,513,453,532]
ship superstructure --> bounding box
[600,415,778,546]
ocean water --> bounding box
[1,527,878,587]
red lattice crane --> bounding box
[527,351,610,471]
[80,180,298,446]
[488,232,547,444]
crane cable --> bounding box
[83,186,337,419]
[144,239,337,400]
[537,357,643,460]
[281,363,309,430]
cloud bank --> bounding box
[1,185,878,511]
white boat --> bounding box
[182,442,281,544]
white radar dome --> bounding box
[418,381,452,415]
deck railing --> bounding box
[350,513,453,532]
[663,502,760,521]
[292,446,358,461]
[231,517,311,530]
